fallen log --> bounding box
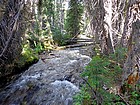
[65,38,93,43]
[55,43,94,50]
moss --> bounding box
[0,44,39,88]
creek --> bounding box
[0,44,94,105]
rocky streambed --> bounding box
[0,45,94,105]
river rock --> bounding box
[0,49,92,105]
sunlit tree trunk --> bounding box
[120,0,133,47]
[102,0,115,54]
[84,0,105,44]
[84,0,115,54]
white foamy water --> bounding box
[51,80,80,92]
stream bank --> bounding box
[0,59,38,89]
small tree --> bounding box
[65,0,83,38]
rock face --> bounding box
[0,49,92,105]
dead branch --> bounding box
[82,77,103,105]
[0,1,24,58]
[118,94,131,105]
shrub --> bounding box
[52,27,71,46]
[74,48,127,105]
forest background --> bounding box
[0,0,140,104]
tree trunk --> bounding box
[123,19,140,80]
[102,0,115,54]
[122,1,140,80]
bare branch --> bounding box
[0,0,24,58]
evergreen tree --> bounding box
[65,0,83,37]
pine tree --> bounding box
[65,0,83,38]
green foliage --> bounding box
[15,43,38,68]
[74,47,139,105]
[34,43,44,54]
[65,0,83,37]
[18,0,57,68]
[74,48,126,105]
[74,87,91,105]
[109,47,127,65]
[129,84,140,105]
[41,0,72,46]
[44,0,54,24]
[52,27,71,46]
[20,10,52,67]
[26,12,55,53]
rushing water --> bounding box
[0,47,93,105]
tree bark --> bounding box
[102,0,115,54]
[122,1,140,81]
[123,19,140,80]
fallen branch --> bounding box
[66,38,93,43]
[82,77,103,105]
[118,94,131,105]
